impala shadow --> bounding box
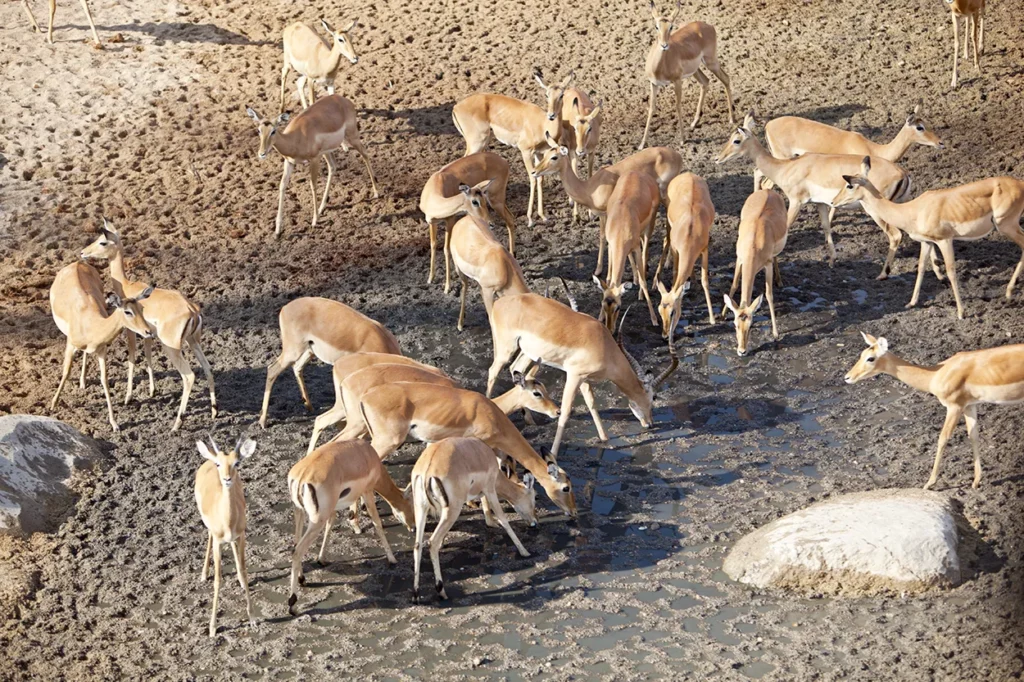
[91,22,274,46]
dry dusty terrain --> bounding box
[1,0,1023,679]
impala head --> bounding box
[650,0,682,50]
[321,18,359,64]
[510,472,538,526]
[570,97,602,156]
[832,157,883,208]
[844,332,890,384]
[616,307,679,426]
[534,69,574,122]
[105,286,154,338]
[81,218,124,261]
[593,274,631,332]
[716,124,756,164]
[903,104,943,150]
[197,435,256,489]
[539,447,577,517]
[458,180,493,223]
[532,131,570,177]
[510,370,560,419]
[246,106,290,159]
[656,279,691,339]
[723,293,763,356]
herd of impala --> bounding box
[37,0,1024,638]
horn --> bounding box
[235,433,246,454]
[207,432,220,454]
[616,307,645,379]
[651,321,680,391]
[557,276,578,312]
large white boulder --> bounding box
[0,415,104,535]
[723,489,963,595]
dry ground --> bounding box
[1,0,1023,679]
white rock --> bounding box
[723,489,963,595]
[0,415,103,535]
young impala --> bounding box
[945,0,985,88]
[332,382,577,517]
[287,439,414,615]
[845,332,1023,489]
[533,140,683,275]
[638,0,734,149]
[561,90,603,222]
[247,95,379,237]
[412,437,536,603]
[49,261,153,432]
[723,190,788,357]
[487,293,678,456]
[451,70,573,226]
[259,297,400,428]
[593,171,662,332]
[832,159,1024,319]
[280,19,359,111]
[717,115,913,274]
[420,152,518,283]
[194,435,256,638]
[81,222,216,431]
[655,172,716,337]
[22,0,99,45]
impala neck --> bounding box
[744,136,788,185]
[877,353,938,394]
[559,157,601,209]
[493,424,552,481]
[491,388,525,415]
[272,129,306,159]
[109,249,129,287]
[876,127,913,162]
[494,474,525,504]
[326,41,346,75]
[95,310,131,347]
[606,349,652,413]
[374,469,413,518]
[856,190,913,232]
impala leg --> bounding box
[428,503,460,600]
[631,251,658,327]
[78,0,99,44]
[350,139,380,198]
[122,332,137,403]
[318,153,336,215]
[705,59,735,125]
[230,537,254,626]
[23,0,40,32]
[963,16,970,59]
[972,15,981,72]
[594,215,607,277]
[165,345,195,432]
[773,256,783,287]
[259,355,290,428]
[689,71,710,131]
[935,239,964,319]
[652,230,671,283]
[951,11,960,89]
[289,517,328,616]
[142,336,156,397]
[552,372,584,457]
[209,539,222,637]
[764,263,779,340]
[309,403,347,455]
[364,492,397,564]
[877,221,903,280]
[51,343,76,410]
[201,532,212,582]
[486,332,519,399]
[963,405,983,489]
[978,12,984,55]
[46,0,54,44]
[816,203,836,267]
[925,406,962,490]
[701,248,715,324]
[537,170,546,223]
[485,490,529,557]
[499,204,517,257]
[96,347,119,432]
[521,148,538,227]
[187,337,217,419]
[729,259,741,299]
[427,220,440,284]
[673,79,686,139]
[292,347,315,412]
[307,78,316,108]
[307,159,321,228]
[279,63,290,112]
[443,226,453,294]
[456,268,469,332]
[275,160,295,237]
[316,512,334,564]
[907,242,932,310]
[412,492,428,603]
[579,381,608,442]
[293,506,304,546]
[348,502,362,534]
[296,75,310,109]
[930,243,946,281]
[79,350,88,389]
[996,213,1024,298]
[638,82,660,151]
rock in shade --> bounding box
[723,489,964,595]
[0,415,105,535]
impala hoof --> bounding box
[297,574,305,586]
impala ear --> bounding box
[196,440,217,462]
[860,156,871,176]
[621,282,634,292]
[533,69,547,90]
[105,292,122,309]
[682,279,692,294]
[875,337,889,354]
[743,110,757,130]
[473,178,493,193]
[723,294,737,314]
[276,112,291,126]
[572,96,579,110]
[539,446,556,464]
[523,473,535,489]
[135,285,155,301]
[559,145,569,156]
[842,174,856,186]
[512,370,525,387]
[101,217,118,238]
[861,331,877,346]
[750,294,764,314]
[340,18,357,32]
[656,280,669,295]
[320,18,334,34]
[246,106,260,123]
[237,437,256,460]
[459,184,471,195]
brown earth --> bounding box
[1,0,1023,679]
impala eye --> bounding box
[733,139,740,145]
[916,125,924,131]
[846,183,854,190]
[866,356,876,363]
[532,391,542,398]
[561,486,570,493]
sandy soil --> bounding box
[1,0,1023,678]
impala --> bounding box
[845,332,1023,489]
[81,222,216,431]
[487,293,678,456]
[259,297,400,428]
[280,19,359,111]
[446,183,531,329]
[420,152,518,283]
[946,0,985,88]
[451,70,573,226]
[247,95,379,237]
[287,439,414,615]
[49,261,153,431]
[832,159,1024,319]
[638,0,734,150]
[717,115,913,274]
[412,438,535,603]
[534,139,682,275]
[593,171,661,332]
[561,90,603,222]
[332,382,577,516]
[655,172,716,337]
[723,190,788,357]
[194,435,256,637]
[22,0,99,45]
